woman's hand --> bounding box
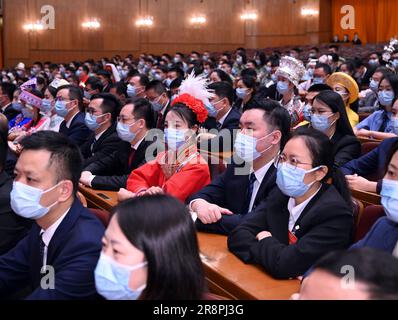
[117,188,136,201]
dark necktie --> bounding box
[39,232,46,267]
[378,112,389,132]
[91,138,97,153]
[157,113,164,129]
[128,148,136,168]
[243,173,257,214]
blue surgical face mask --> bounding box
[234,131,273,163]
[368,59,379,67]
[85,113,108,131]
[380,179,398,223]
[378,90,394,107]
[164,128,187,151]
[392,59,398,69]
[12,102,24,112]
[76,70,82,77]
[276,81,290,95]
[95,252,147,300]
[205,99,225,118]
[312,77,324,85]
[84,91,92,100]
[154,73,164,81]
[165,78,174,87]
[276,162,322,198]
[302,104,312,122]
[10,181,61,220]
[265,66,272,73]
[127,84,143,98]
[40,99,53,113]
[55,100,73,118]
[311,113,336,132]
[117,121,138,143]
[392,117,398,135]
[22,107,34,119]
[369,79,379,93]
[151,95,165,112]
[236,88,249,100]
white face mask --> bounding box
[234,131,274,163]
[95,252,147,300]
[10,181,61,220]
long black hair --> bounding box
[291,127,352,206]
[313,90,355,136]
[115,195,206,300]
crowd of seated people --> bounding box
[0,43,397,300]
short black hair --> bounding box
[212,69,232,86]
[80,65,89,74]
[0,83,16,101]
[20,131,83,194]
[170,77,183,90]
[241,68,257,80]
[308,83,332,92]
[126,98,155,129]
[132,74,149,88]
[245,98,291,148]
[208,81,234,105]
[312,248,398,300]
[56,85,84,112]
[85,76,104,92]
[110,81,127,97]
[97,70,112,80]
[329,44,339,51]
[90,93,121,123]
[315,63,332,75]
[146,80,167,96]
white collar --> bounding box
[160,99,170,115]
[65,112,79,129]
[217,107,232,126]
[252,159,274,183]
[287,185,322,231]
[40,209,70,247]
[1,103,11,112]
[132,134,146,150]
[95,127,108,141]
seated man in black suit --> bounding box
[188,99,291,235]
[200,81,241,153]
[80,98,156,191]
[80,93,123,167]
[0,131,104,299]
[0,83,19,121]
[146,80,171,131]
[0,114,32,255]
[56,85,91,146]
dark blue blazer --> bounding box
[341,137,398,182]
[352,217,398,254]
[187,160,277,235]
[0,198,105,300]
[59,112,91,146]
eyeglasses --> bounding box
[274,153,313,169]
[117,116,137,124]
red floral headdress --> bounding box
[171,71,214,124]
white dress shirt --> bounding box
[248,160,274,212]
[40,209,69,267]
[217,107,232,127]
[287,186,322,232]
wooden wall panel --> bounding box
[2,0,332,67]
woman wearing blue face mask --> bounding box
[228,128,353,279]
[234,76,256,112]
[8,89,49,144]
[274,56,306,128]
[352,142,398,256]
[309,90,361,167]
[95,195,207,300]
[354,74,398,141]
[118,86,211,203]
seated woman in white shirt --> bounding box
[228,127,354,279]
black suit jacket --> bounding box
[188,160,277,235]
[0,171,32,255]
[228,184,353,279]
[0,198,104,299]
[80,125,123,168]
[201,107,241,153]
[2,104,20,122]
[154,101,172,130]
[59,112,91,146]
[84,139,155,191]
[331,131,361,168]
